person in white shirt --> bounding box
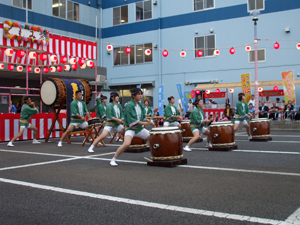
[265,96,272,107]
[248,95,255,107]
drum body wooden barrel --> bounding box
[210,121,235,147]
[121,130,148,150]
[40,78,92,108]
[250,118,271,139]
[149,127,183,161]
[181,120,193,141]
[87,118,101,126]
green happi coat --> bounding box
[70,99,88,124]
[96,97,106,122]
[164,104,179,122]
[20,104,39,126]
[144,106,152,116]
[190,107,205,132]
[105,102,124,128]
[124,100,146,134]
[235,101,249,121]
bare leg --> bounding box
[203,130,211,143]
[92,129,109,146]
[59,124,75,143]
[234,123,239,132]
[178,123,181,129]
[10,127,25,143]
[150,121,156,128]
[113,135,133,159]
[186,130,200,147]
[28,126,38,139]
[243,124,250,136]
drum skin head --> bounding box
[41,80,57,106]
[151,127,179,131]
[211,121,232,125]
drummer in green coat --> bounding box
[58,91,91,147]
[88,92,124,153]
[144,99,156,127]
[110,88,150,166]
[7,96,41,147]
[183,99,214,152]
[96,92,107,122]
[234,93,252,139]
[164,96,182,128]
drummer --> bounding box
[96,92,107,122]
[144,99,156,128]
[7,96,41,147]
[58,91,91,147]
[110,88,150,166]
[183,99,213,151]
[164,96,182,128]
[87,92,124,153]
[234,93,252,139]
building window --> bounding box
[249,49,266,62]
[136,0,152,21]
[194,35,215,58]
[194,0,214,11]
[248,0,264,11]
[13,0,32,9]
[52,0,79,22]
[114,43,153,66]
[113,5,128,25]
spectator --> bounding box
[16,100,22,113]
[10,101,17,113]
[186,99,194,118]
[282,100,286,105]
[221,114,229,121]
[212,112,220,122]
[295,106,300,120]
[248,95,255,107]
[265,96,272,107]
[224,104,234,120]
[284,100,294,120]
[269,102,279,120]
[276,98,280,104]
[248,103,255,114]
[208,114,213,126]
[259,101,269,118]
[124,100,130,107]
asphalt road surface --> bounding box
[0,130,299,225]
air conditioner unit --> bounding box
[185,81,189,85]
[97,75,107,83]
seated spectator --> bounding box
[223,104,234,120]
[248,95,255,107]
[295,107,300,121]
[248,103,255,117]
[269,102,279,120]
[265,96,272,107]
[284,101,294,120]
[10,101,17,113]
[259,101,269,118]
[208,114,213,126]
[221,114,229,121]
[212,112,220,122]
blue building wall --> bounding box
[101,0,300,107]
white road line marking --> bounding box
[236,134,300,138]
[232,150,300,155]
[0,177,285,225]
[236,140,300,143]
[285,207,300,224]
[90,158,300,177]
[0,149,78,158]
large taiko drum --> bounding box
[250,118,271,139]
[149,127,183,161]
[210,121,235,148]
[40,78,92,108]
[181,120,194,142]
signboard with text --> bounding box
[259,90,284,97]
[203,92,226,99]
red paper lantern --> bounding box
[0,64,4,70]
[50,66,56,72]
[8,64,14,71]
[50,55,57,63]
[44,67,49,73]
[70,58,76,65]
[191,90,195,98]
[57,66,63,72]
[78,59,85,66]
[180,51,186,58]
[145,49,151,56]
[64,65,70,71]
[162,50,168,57]
[216,89,220,93]
[196,90,201,95]
[72,64,78,70]
[297,43,300,50]
[29,52,36,59]
[196,50,203,57]
[17,66,23,72]
[17,50,26,58]
[40,53,47,61]
[274,42,280,49]
[5,49,14,57]
[34,67,40,73]
[245,46,251,52]
[125,47,131,54]
[273,86,278,91]
[27,66,32,72]
[214,50,220,56]
[229,89,234,93]
[229,47,235,54]
[107,45,113,51]
[60,56,67,64]
[205,90,210,94]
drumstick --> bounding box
[144,157,153,162]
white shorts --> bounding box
[125,128,150,140]
[164,121,179,127]
[71,121,88,129]
[192,127,207,135]
[104,124,123,133]
[20,123,31,129]
[235,120,248,126]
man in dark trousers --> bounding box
[269,102,279,120]
[259,100,269,118]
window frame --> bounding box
[193,0,215,12]
[12,0,33,11]
[247,0,265,12]
[113,5,129,26]
[248,48,266,63]
[194,34,216,59]
[52,0,80,22]
[135,0,153,22]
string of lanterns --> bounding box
[0,49,95,73]
[201,86,279,96]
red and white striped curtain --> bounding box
[0,23,97,66]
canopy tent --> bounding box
[193,79,300,90]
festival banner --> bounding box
[176,84,183,104]
[259,90,284,97]
[158,85,164,116]
[282,71,296,103]
[241,73,251,103]
[203,92,226,99]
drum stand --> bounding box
[82,124,106,147]
[146,158,188,168]
[208,145,238,151]
[109,131,124,143]
[249,137,272,142]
